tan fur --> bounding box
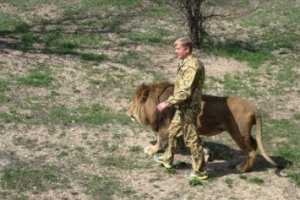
[127,82,277,172]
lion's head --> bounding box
[127,84,150,124]
[127,82,174,130]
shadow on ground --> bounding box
[159,141,292,178]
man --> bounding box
[155,37,208,180]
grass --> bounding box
[0,94,9,104]
[80,52,108,62]
[204,39,272,68]
[224,177,234,188]
[2,0,50,10]
[48,104,131,125]
[126,31,166,45]
[288,172,300,187]
[0,11,22,32]
[0,104,132,125]
[129,145,143,153]
[17,69,53,87]
[0,79,8,92]
[0,111,23,123]
[0,79,9,103]
[98,153,150,170]
[12,136,38,150]
[85,174,136,200]
[294,112,300,121]
[0,165,68,192]
[276,64,298,88]
[247,177,264,185]
[101,141,119,152]
[118,50,141,66]
[221,72,261,97]
[263,119,300,185]
[189,178,204,187]
[263,119,299,145]
[241,2,300,28]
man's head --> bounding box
[174,37,193,60]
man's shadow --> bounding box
[170,140,291,178]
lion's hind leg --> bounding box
[228,120,257,172]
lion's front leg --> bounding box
[144,143,160,156]
[144,132,168,156]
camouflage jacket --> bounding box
[166,54,205,112]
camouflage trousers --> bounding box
[160,107,205,173]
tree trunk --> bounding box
[184,0,205,49]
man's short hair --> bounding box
[174,37,193,53]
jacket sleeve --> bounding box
[166,65,197,106]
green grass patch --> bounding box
[0,165,68,192]
[189,178,204,187]
[0,79,8,92]
[0,192,28,200]
[288,172,300,187]
[20,32,39,50]
[222,72,261,97]
[2,0,50,10]
[0,104,131,125]
[102,141,119,152]
[263,119,299,145]
[62,0,142,20]
[247,177,264,185]
[62,33,104,48]
[144,3,171,17]
[40,30,109,60]
[48,104,131,125]
[294,112,300,120]
[204,40,272,68]
[85,174,136,200]
[17,69,53,87]
[117,50,152,70]
[97,0,142,7]
[0,12,22,32]
[98,154,149,170]
[118,51,140,66]
[224,177,234,188]
[276,64,298,88]
[80,52,108,62]
[0,94,9,104]
[262,31,299,51]
[241,4,300,28]
[126,31,165,45]
[277,148,300,165]
[42,30,104,49]
[41,29,78,54]
[263,119,300,186]
[0,111,23,123]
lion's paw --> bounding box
[144,146,157,156]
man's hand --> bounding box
[156,101,170,112]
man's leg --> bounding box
[183,123,208,180]
[154,110,182,168]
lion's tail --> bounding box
[255,112,277,167]
[255,112,287,176]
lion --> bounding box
[127,82,279,173]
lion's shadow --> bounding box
[172,141,291,178]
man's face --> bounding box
[175,43,190,60]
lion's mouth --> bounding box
[130,116,136,122]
